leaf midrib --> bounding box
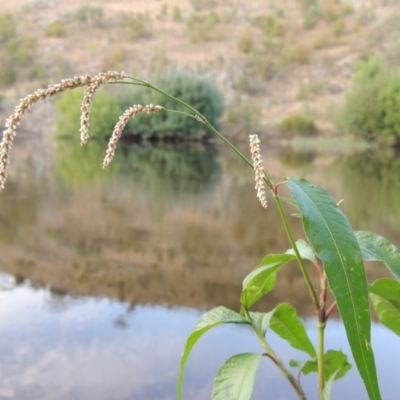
[295,183,375,392]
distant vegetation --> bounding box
[339,150,400,228]
[45,20,67,37]
[0,13,37,87]
[332,55,400,144]
[1,1,400,142]
[280,114,317,137]
[120,12,152,40]
[73,5,104,26]
[55,70,224,141]
[55,89,122,140]
[55,140,221,195]
[120,70,224,140]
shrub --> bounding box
[55,88,122,140]
[279,114,317,137]
[73,5,104,26]
[253,14,285,37]
[333,55,400,142]
[332,20,346,36]
[0,54,16,87]
[119,70,224,139]
[121,12,152,40]
[313,33,330,49]
[0,14,16,45]
[45,20,67,37]
[5,36,36,67]
[190,0,216,11]
[236,29,254,54]
[322,0,353,22]
[172,6,182,22]
[246,52,283,81]
[301,0,320,30]
[186,11,220,43]
[285,43,311,65]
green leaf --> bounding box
[369,279,400,336]
[320,369,340,400]
[292,350,351,381]
[356,230,400,282]
[249,305,316,358]
[286,238,318,265]
[177,307,249,400]
[287,177,381,400]
[248,311,274,337]
[270,303,316,358]
[212,353,262,400]
[241,254,296,310]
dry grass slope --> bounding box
[0,0,399,139]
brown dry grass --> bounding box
[1,0,399,138]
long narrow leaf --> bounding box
[287,177,381,400]
[356,230,400,282]
[241,254,296,310]
[369,279,400,336]
[212,353,262,400]
[270,303,316,358]
[177,307,249,400]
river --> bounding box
[0,136,398,399]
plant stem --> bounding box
[122,77,276,189]
[274,194,319,311]
[119,77,315,396]
[255,328,307,400]
[318,320,326,395]
[244,310,306,399]
[274,193,325,393]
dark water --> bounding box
[0,137,399,399]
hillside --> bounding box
[1,0,400,140]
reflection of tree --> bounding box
[121,142,221,198]
[278,148,316,168]
[55,139,124,186]
[55,139,221,196]
[0,180,38,244]
[339,150,400,229]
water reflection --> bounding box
[339,149,400,230]
[278,148,317,169]
[0,139,399,399]
[0,274,398,400]
[55,139,221,197]
[55,139,125,186]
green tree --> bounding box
[334,55,400,143]
[55,88,122,140]
[120,70,224,139]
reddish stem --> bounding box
[325,300,337,320]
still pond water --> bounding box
[0,137,399,399]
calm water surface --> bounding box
[0,137,399,399]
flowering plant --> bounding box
[2,72,400,400]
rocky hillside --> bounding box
[1,0,400,139]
